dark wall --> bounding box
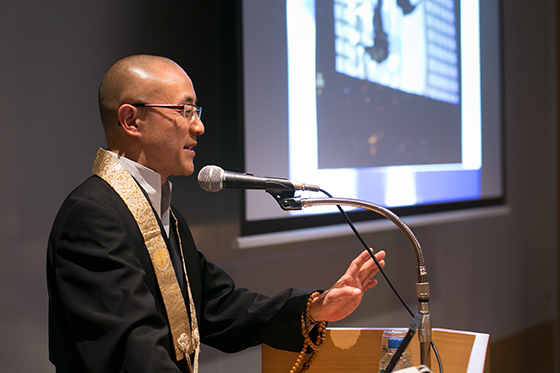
[0,1,244,371]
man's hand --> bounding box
[309,250,386,322]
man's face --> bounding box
[135,64,205,181]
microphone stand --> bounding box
[274,194,432,369]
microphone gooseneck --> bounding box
[296,196,432,368]
[197,166,436,370]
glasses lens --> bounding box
[184,105,201,121]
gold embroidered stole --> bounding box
[91,148,199,372]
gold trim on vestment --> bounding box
[172,210,200,373]
[91,148,199,372]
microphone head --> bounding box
[197,165,224,192]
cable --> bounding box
[319,189,413,316]
[318,188,444,373]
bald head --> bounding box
[96,55,203,180]
[98,55,184,131]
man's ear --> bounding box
[117,104,141,138]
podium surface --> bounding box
[262,327,489,373]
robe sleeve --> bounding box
[173,209,316,354]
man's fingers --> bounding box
[349,250,385,274]
[346,250,373,275]
[364,279,379,291]
[361,259,384,287]
[354,250,386,282]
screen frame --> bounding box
[238,0,505,238]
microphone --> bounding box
[197,165,321,193]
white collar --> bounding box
[109,152,172,237]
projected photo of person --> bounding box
[315,0,462,169]
[243,0,491,224]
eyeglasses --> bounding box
[131,103,202,121]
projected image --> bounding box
[283,0,480,210]
[333,0,459,104]
[242,0,494,230]
[315,0,462,169]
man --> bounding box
[47,54,386,373]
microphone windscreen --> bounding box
[197,165,224,192]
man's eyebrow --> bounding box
[181,96,197,104]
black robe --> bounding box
[47,175,311,373]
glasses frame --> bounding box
[131,103,202,121]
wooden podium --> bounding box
[262,328,490,373]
